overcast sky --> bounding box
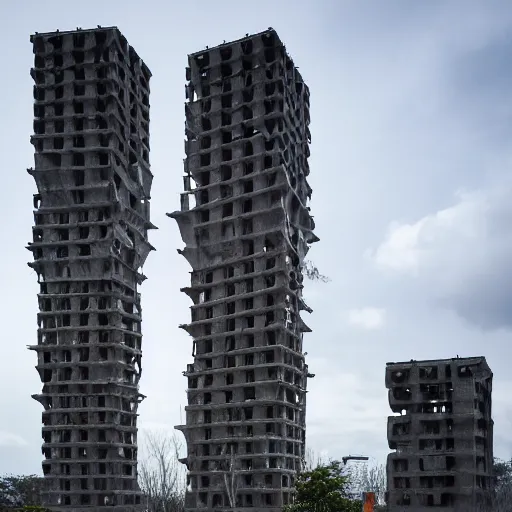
[1,0,512,475]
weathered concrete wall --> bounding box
[386,357,493,512]
[28,27,154,510]
[170,29,317,511]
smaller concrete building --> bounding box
[386,356,493,511]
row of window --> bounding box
[35,226,108,246]
[197,140,275,166]
[192,133,303,171]
[191,308,298,339]
[194,250,291,286]
[197,106,283,135]
[392,454,488,474]
[194,438,300,459]
[190,403,301,429]
[34,207,111,226]
[39,366,137,385]
[390,363,485,383]
[51,492,140,508]
[43,426,135,444]
[57,475,135,491]
[191,471,294,490]
[196,489,289,508]
[34,137,148,169]
[193,127,282,155]
[190,177,279,217]
[33,243,137,269]
[192,292,288,321]
[393,491,455,507]
[195,48,281,82]
[195,330,300,354]
[189,367,303,392]
[191,383,302,407]
[38,330,141,350]
[45,445,136,461]
[393,456,457,473]
[191,32,278,71]
[194,451,301,472]
[42,459,135,478]
[38,312,139,330]
[40,347,137,367]
[392,417,490,436]
[39,296,137,313]
[42,410,137,427]
[35,258,137,285]
[188,420,303,441]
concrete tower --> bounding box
[386,357,493,511]
[171,29,317,511]
[28,27,154,510]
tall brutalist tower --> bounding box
[171,29,318,510]
[28,27,153,510]
[386,357,493,511]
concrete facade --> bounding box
[28,27,153,510]
[386,357,493,512]
[171,29,317,511]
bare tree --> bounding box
[138,431,186,512]
[302,447,325,472]
[478,475,512,511]
[478,492,512,512]
[474,458,512,512]
[477,486,512,512]
[221,443,240,508]
[347,462,386,506]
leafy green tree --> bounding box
[494,458,512,489]
[284,460,361,512]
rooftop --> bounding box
[188,28,281,58]
[30,25,119,40]
[386,356,487,367]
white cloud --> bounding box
[0,431,27,447]
[347,308,386,330]
[370,183,512,329]
[371,188,488,275]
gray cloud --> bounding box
[371,183,512,330]
[3,0,512,475]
